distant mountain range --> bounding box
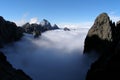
[21,19,59,38]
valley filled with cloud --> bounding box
[1,29,98,80]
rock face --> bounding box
[0,16,23,47]
[83,13,115,54]
[84,13,120,80]
[0,51,32,80]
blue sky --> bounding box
[0,0,120,27]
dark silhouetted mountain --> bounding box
[0,16,31,79]
[0,16,23,47]
[52,24,59,29]
[64,27,70,31]
[84,13,120,80]
[40,19,52,30]
[0,51,32,80]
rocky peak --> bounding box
[88,13,113,41]
[52,24,59,29]
[0,16,5,22]
[40,19,51,28]
[84,13,115,54]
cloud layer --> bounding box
[1,28,98,80]
[58,22,93,29]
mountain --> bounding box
[0,16,31,80]
[83,13,115,55]
[0,16,23,47]
[52,24,59,29]
[22,19,60,35]
[84,13,120,80]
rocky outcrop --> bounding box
[0,51,32,80]
[83,13,115,54]
[64,27,70,31]
[84,13,120,80]
[0,16,23,47]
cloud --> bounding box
[14,13,29,26]
[1,29,98,80]
[14,13,40,26]
[58,22,93,29]
[29,17,39,24]
[110,15,120,23]
[109,12,120,22]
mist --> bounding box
[1,28,98,80]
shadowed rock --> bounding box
[0,16,23,47]
[0,16,31,79]
[86,40,120,80]
[0,51,32,80]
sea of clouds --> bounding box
[1,28,98,80]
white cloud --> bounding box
[15,19,27,26]
[109,12,120,23]
[29,17,39,24]
[58,22,93,29]
[110,15,120,23]
[14,13,40,26]
[14,13,28,26]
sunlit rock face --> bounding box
[83,13,115,54]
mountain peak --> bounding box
[40,19,51,27]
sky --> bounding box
[0,0,120,27]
